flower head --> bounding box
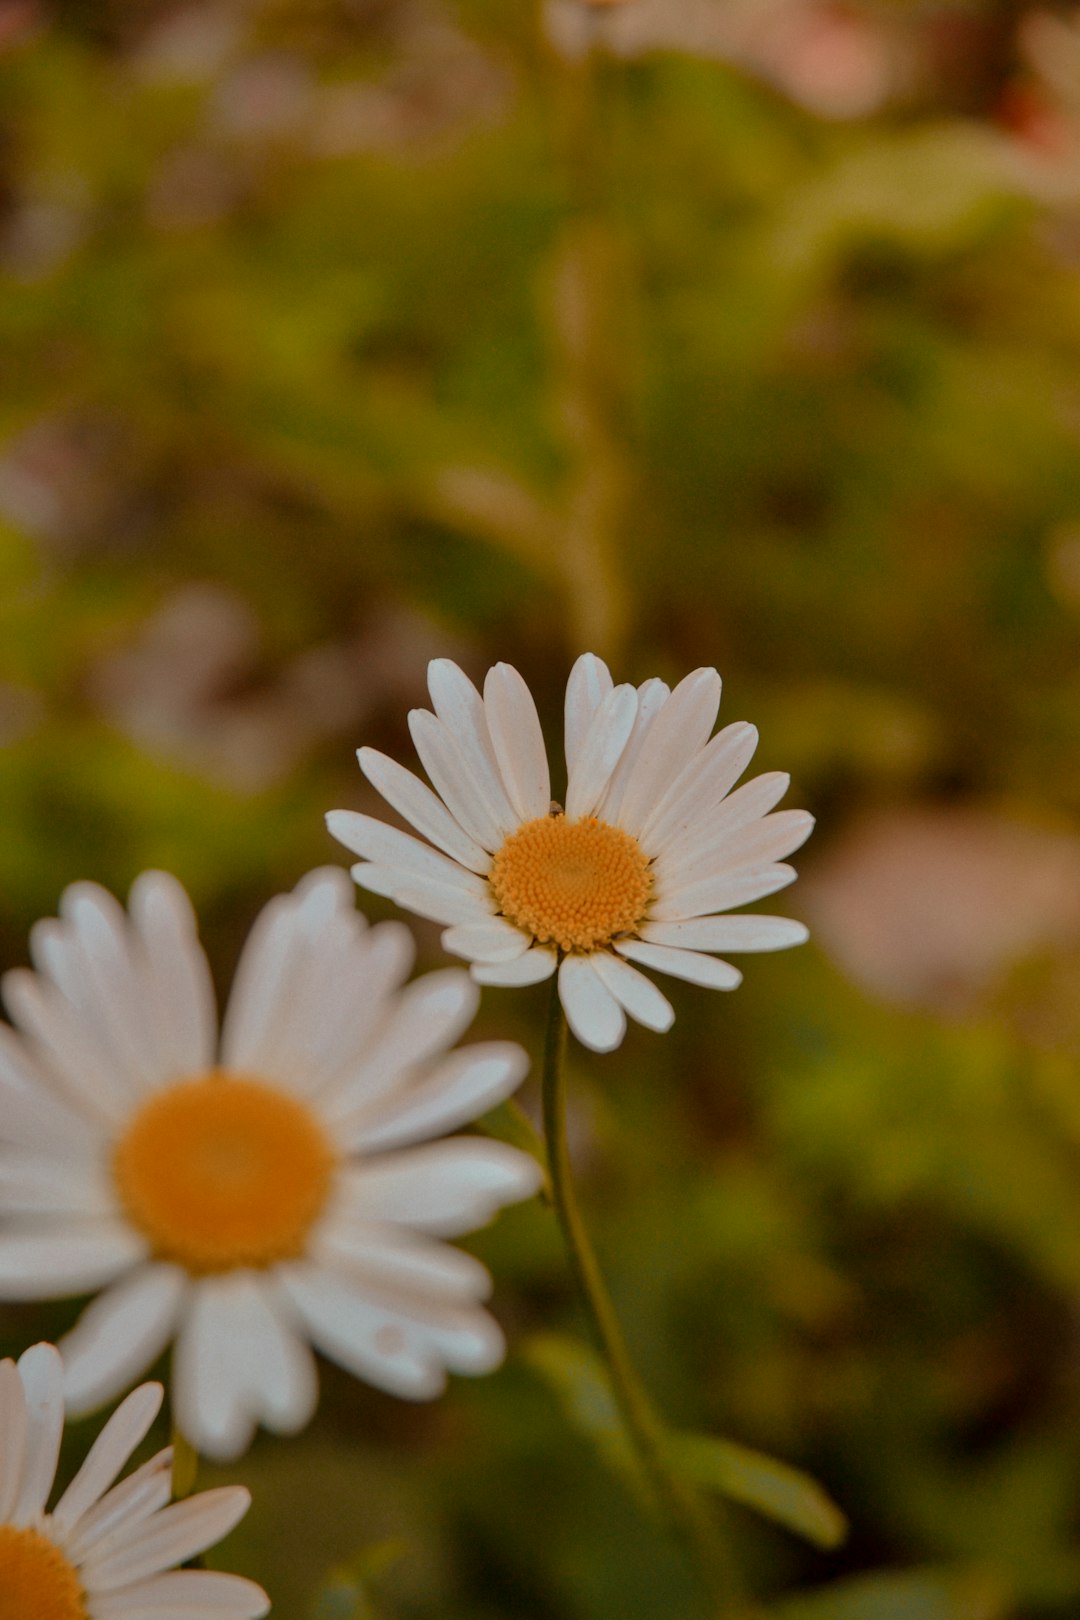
[0,1341,268,1618]
[328,654,813,1052]
[0,870,541,1459]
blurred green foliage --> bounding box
[4,0,1080,1615]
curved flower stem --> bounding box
[540,978,746,1616]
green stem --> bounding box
[540,978,746,1616]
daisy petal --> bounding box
[642,916,810,952]
[409,707,516,851]
[0,1150,112,1217]
[590,953,675,1033]
[470,948,558,987]
[650,863,797,922]
[62,1265,187,1416]
[128,872,216,1086]
[0,1028,98,1153]
[356,748,492,873]
[483,662,551,822]
[557,955,626,1053]
[597,678,671,823]
[53,1381,164,1533]
[564,653,613,776]
[564,685,638,821]
[638,723,761,850]
[88,1569,270,1619]
[441,920,531,964]
[279,1265,504,1398]
[80,1486,251,1589]
[615,940,743,989]
[327,812,489,899]
[342,1139,542,1237]
[0,1225,146,1301]
[354,865,493,927]
[613,668,723,837]
[12,1342,64,1524]
[173,1273,316,1460]
[327,969,481,1126]
[64,1449,173,1564]
[314,1221,492,1303]
[343,1042,531,1154]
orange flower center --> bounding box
[490,815,652,953]
[113,1072,336,1275]
[0,1525,87,1620]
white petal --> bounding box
[53,1382,163,1534]
[637,722,761,850]
[356,748,491,873]
[342,1042,531,1153]
[128,872,216,1086]
[173,1273,315,1461]
[0,1358,27,1520]
[470,948,558,987]
[564,684,639,821]
[557,955,626,1053]
[482,663,551,822]
[340,1139,542,1237]
[0,1151,113,1217]
[352,864,493,928]
[2,970,130,1127]
[64,1449,173,1565]
[222,871,412,1100]
[12,1342,64,1524]
[564,653,613,777]
[61,1266,187,1416]
[409,706,516,851]
[0,1224,146,1300]
[589,953,674,1033]
[326,968,481,1127]
[441,919,531,964]
[612,668,722,837]
[0,1028,100,1154]
[313,1219,492,1303]
[279,1264,505,1398]
[327,812,489,898]
[52,883,169,1095]
[80,1486,251,1589]
[650,863,797,922]
[596,677,671,823]
[641,915,810,952]
[88,1569,270,1619]
[665,810,815,888]
[614,940,743,989]
[663,771,806,874]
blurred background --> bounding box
[4,0,1080,1615]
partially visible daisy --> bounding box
[0,870,541,1459]
[0,1341,268,1619]
[329,654,813,1053]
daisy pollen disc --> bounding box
[113,1070,336,1274]
[490,814,652,953]
[0,1526,87,1620]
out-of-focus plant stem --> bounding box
[544,21,634,663]
[539,976,748,1618]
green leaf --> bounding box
[523,1332,647,1501]
[309,1541,407,1620]
[669,1431,848,1550]
[771,1568,1009,1620]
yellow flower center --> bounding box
[0,1525,87,1620]
[490,815,652,953]
[113,1072,336,1275]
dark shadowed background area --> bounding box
[4,1,1080,1615]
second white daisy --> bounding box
[329,654,814,1052]
[0,870,541,1459]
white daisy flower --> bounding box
[0,870,541,1460]
[328,654,814,1054]
[0,1341,268,1619]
